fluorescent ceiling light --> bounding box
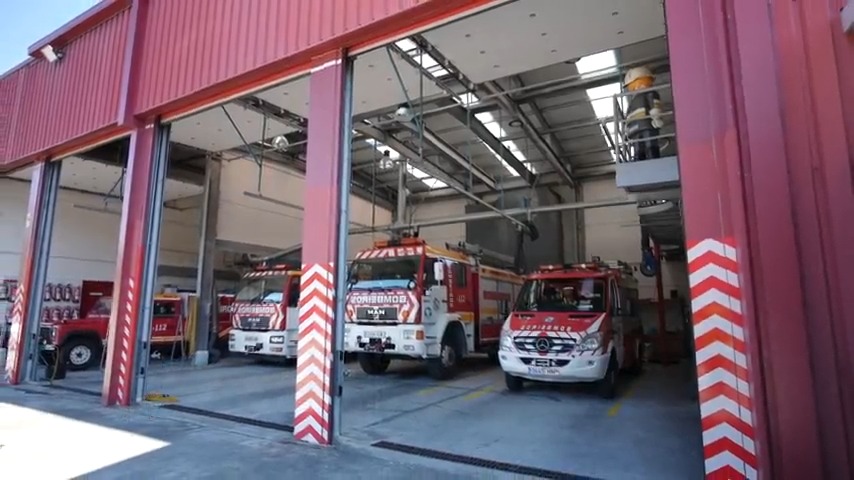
[575,50,618,79]
[364,138,447,189]
[576,50,623,161]
[456,94,534,177]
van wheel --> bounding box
[63,338,100,371]
[597,354,618,399]
[358,353,390,375]
[427,329,464,380]
[505,373,524,392]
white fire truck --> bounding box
[498,260,645,398]
[343,237,523,380]
[228,260,301,360]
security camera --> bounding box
[40,44,63,63]
[271,135,290,151]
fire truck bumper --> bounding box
[499,352,610,383]
[228,330,297,357]
[344,325,428,359]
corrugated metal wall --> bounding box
[1,10,129,166]
[0,70,23,164]
[134,0,426,113]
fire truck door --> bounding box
[448,262,474,317]
[609,279,625,366]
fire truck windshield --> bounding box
[514,278,606,313]
[235,276,286,304]
[348,257,420,290]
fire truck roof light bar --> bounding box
[349,198,637,235]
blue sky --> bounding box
[1,0,98,73]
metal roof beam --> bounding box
[231,143,397,211]
[481,81,575,187]
[233,96,308,131]
[401,35,536,185]
[395,120,498,190]
[354,123,470,194]
[434,99,536,185]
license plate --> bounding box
[527,366,560,376]
[365,331,386,339]
[245,336,258,342]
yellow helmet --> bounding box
[623,66,654,87]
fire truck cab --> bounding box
[227,262,301,359]
[344,237,523,380]
[499,260,644,398]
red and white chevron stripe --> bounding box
[688,239,758,480]
[293,263,335,445]
[4,285,27,384]
[115,277,137,405]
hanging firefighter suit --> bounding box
[624,66,664,161]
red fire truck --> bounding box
[344,237,523,380]
[498,261,645,398]
[38,281,234,371]
[227,262,301,359]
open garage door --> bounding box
[330,2,705,479]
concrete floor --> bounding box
[32,355,705,479]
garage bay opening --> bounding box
[335,1,701,479]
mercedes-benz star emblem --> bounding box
[535,337,551,353]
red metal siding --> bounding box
[0,69,24,164]
[133,0,474,115]
[3,9,129,165]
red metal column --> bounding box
[293,50,353,445]
[666,0,854,477]
[667,1,768,478]
[4,160,60,384]
[101,124,157,406]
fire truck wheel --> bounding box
[505,373,524,392]
[427,329,464,380]
[597,353,619,399]
[358,353,391,375]
[62,338,100,371]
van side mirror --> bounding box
[433,261,445,283]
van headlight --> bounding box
[578,332,602,352]
[270,336,285,344]
[500,327,514,351]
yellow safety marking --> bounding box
[457,312,475,322]
[480,307,500,316]
[607,385,636,417]
[417,386,443,396]
[462,385,495,401]
[144,392,179,403]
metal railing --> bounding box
[609,83,676,163]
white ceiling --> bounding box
[171,48,446,154]
[422,0,666,83]
[170,103,298,153]
[7,157,202,202]
[257,48,445,118]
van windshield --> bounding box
[514,278,606,313]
